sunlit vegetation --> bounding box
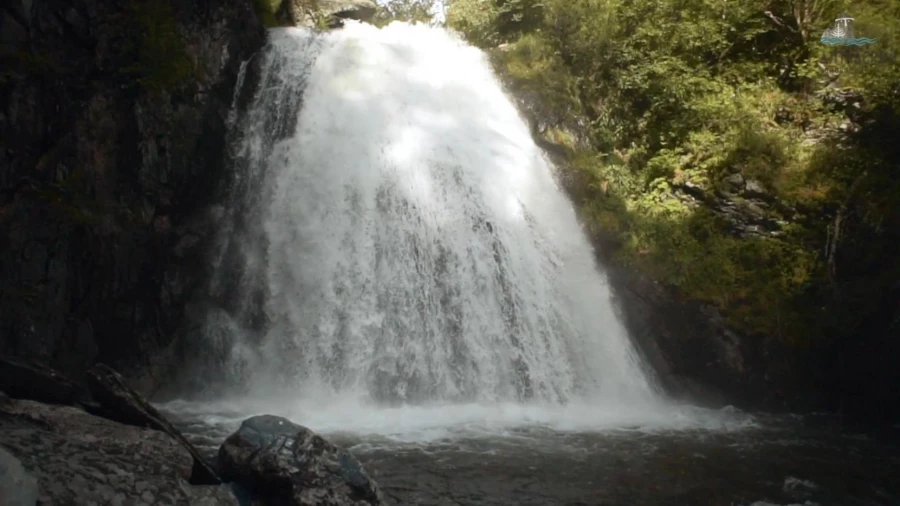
[439,0,900,344]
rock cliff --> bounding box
[0,0,266,394]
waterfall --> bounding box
[202,22,665,415]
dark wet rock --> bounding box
[0,356,89,406]
[0,397,238,505]
[743,179,770,200]
[0,446,38,506]
[0,359,221,474]
[0,0,266,396]
[598,249,823,413]
[219,415,386,506]
[666,177,792,239]
[84,363,221,485]
[722,173,745,192]
[820,87,864,118]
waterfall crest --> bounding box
[205,22,663,411]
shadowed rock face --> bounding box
[0,0,266,395]
[0,396,238,505]
[219,415,386,506]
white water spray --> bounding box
[189,22,698,433]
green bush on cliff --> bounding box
[253,0,284,27]
[448,0,900,343]
[121,0,195,95]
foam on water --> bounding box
[160,394,756,445]
[183,21,753,437]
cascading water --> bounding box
[188,22,685,432]
[153,23,898,506]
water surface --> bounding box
[162,400,900,506]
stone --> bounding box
[0,397,238,505]
[722,172,745,191]
[321,0,377,20]
[219,415,386,506]
[279,0,377,26]
[84,364,221,485]
[743,179,769,199]
[0,446,39,506]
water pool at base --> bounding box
[160,400,900,506]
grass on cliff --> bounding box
[254,0,283,27]
[120,0,196,95]
[448,0,900,344]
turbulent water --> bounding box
[162,22,900,506]
[203,21,668,415]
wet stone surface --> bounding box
[0,398,237,505]
[219,415,386,505]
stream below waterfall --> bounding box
[160,401,900,506]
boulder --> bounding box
[219,415,385,506]
[279,0,378,26]
[319,0,378,20]
[84,363,221,485]
[0,397,238,505]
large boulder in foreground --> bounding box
[84,363,221,485]
[0,360,219,485]
[0,396,237,505]
[219,415,385,506]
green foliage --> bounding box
[121,0,195,95]
[253,0,284,27]
[492,34,584,124]
[446,0,504,47]
[450,0,900,343]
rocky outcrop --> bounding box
[0,395,238,505]
[672,175,794,239]
[277,0,377,27]
[0,0,266,394]
[600,262,820,412]
[0,362,389,505]
[84,363,221,485]
[219,415,386,506]
[0,360,223,483]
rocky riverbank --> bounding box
[0,359,384,505]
